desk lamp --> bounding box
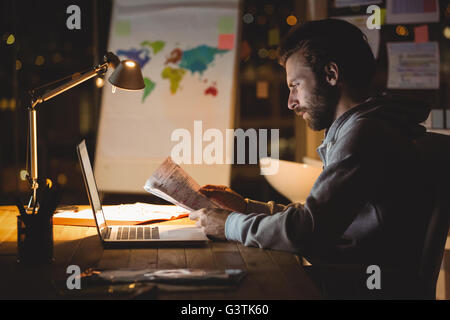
[26,52,144,211]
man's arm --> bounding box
[222,119,395,253]
[199,185,288,214]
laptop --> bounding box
[76,140,209,248]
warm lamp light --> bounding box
[108,60,145,90]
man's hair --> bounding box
[279,19,376,94]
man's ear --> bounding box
[324,62,339,86]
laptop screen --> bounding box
[77,140,107,231]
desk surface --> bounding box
[0,206,321,300]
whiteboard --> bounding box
[94,0,240,193]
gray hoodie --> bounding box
[225,95,432,268]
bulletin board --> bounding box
[329,0,448,129]
[94,0,240,193]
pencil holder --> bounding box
[17,215,54,264]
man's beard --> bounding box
[302,80,339,131]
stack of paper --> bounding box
[53,203,189,227]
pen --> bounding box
[32,189,39,215]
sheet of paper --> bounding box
[53,203,189,226]
[144,157,219,211]
[334,15,380,58]
[386,0,439,24]
[387,41,440,89]
[334,0,381,8]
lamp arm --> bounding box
[25,61,108,211]
[31,62,108,108]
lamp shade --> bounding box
[108,60,145,90]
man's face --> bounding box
[285,51,339,131]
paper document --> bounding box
[386,0,439,24]
[53,203,189,227]
[333,0,381,8]
[144,157,221,211]
[387,41,440,89]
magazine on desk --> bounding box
[144,157,222,212]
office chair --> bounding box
[304,132,450,299]
[414,132,450,299]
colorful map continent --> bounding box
[179,44,229,75]
[142,77,156,102]
[161,66,186,94]
[141,40,165,54]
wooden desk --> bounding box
[0,206,322,299]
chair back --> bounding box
[414,132,450,299]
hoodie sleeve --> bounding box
[224,118,398,254]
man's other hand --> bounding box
[199,185,247,213]
[189,208,232,240]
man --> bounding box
[189,19,432,269]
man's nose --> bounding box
[288,93,297,110]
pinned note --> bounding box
[268,28,280,46]
[386,0,439,24]
[387,41,440,89]
[380,8,386,25]
[218,16,235,34]
[256,81,269,99]
[218,34,235,50]
[115,20,131,36]
[414,25,429,43]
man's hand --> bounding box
[189,208,232,241]
[199,185,247,213]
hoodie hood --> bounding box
[329,93,431,140]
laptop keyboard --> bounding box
[104,226,160,240]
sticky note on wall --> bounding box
[256,81,269,99]
[218,16,235,34]
[380,8,386,25]
[218,34,235,50]
[414,25,429,43]
[115,20,131,36]
[268,28,280,46]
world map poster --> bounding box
[95,0,239,193]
